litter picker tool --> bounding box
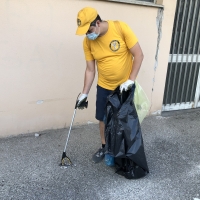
[60,93,88,167]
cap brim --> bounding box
[76,23,90,35]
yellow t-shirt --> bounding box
[83,20,138,90]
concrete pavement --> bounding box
[0,110,200,200]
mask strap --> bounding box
[96,23,100,35]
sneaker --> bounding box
[92,147,105,163]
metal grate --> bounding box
[163,63,200,104]
[170,0,200,55]
[163,0,200,111]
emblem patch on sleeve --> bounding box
[109,40,120,52]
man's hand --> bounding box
[76,93,88,109]
[120,79,134,93]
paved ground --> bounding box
[0,111,200,200]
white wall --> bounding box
[0,0,176,137]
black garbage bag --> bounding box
[105,85,149,179]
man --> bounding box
[75,7,144,163]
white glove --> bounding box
[77,93,88,108]
[120,79,134,93]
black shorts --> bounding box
[95,85,113,121]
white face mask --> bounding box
[86,24,100,40]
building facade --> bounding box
[2,0,194,137]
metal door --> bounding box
[162,0,200,111]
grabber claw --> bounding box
[60,152,73,166]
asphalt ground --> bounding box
[0,111,200,200]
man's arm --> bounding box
[119,42,143,93]
[129,42,144,81]
[82,60,96,94]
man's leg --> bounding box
[92,85,112,163]
[99,120,105,144]
[92,120,106,163]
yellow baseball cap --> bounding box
[76,7,98,35]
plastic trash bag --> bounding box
[133,81,150,124]
[105,85,149,179]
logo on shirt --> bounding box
[77,19,81,26]
[109,40,120,52]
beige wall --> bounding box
[0,0,176,137]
